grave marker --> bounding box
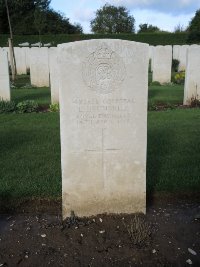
[58,40,149,218]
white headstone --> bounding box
[2,47,11,65]
[152,45,172,84]
[24,47,30,71]
[184,45,200,105]
[14,47,27,75]
[0,50,10,101]
[58,39,149,218]
[49,47,59,104]
[18,42,29,47]
[173,45,180,60]
[30,47,50,87]
[178,45,189,71]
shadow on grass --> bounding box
[11,88,51,105]
[147,127,173,205]
[0,129,33,154]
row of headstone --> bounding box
[0,43,200,106]
[149,45,200,85]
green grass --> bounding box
[12,88,51,105]
[148,84,184,105]
[147,108,200,192]
[0,109,199,206]
[0,113,61,202]
[11,75,51,105]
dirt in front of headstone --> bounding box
[0,196,199,267]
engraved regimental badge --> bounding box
[82,43,126,94]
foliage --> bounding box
[138,23,160,33]
[16,100,38,113]
[90,4,135,34]
[187,9,200,43]
[150,81,161,86]
[49,103,59,112]
[172,59,180,72]
[34,7,47,41]
[0,100,16,113]
[187,31,200,44]
[173,71,185,84]
[0,0,82,35]
[0,32,190,47]
[174,23,185,33]
[188,9,200,32]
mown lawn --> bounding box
[11,74,51,105]
[148,84,184,106]
[0,113,61,203]
[0,109,199,205]
[12,88,51,105]
[11,75,184,107]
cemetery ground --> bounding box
[0,75,200,266]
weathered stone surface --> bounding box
[58,39,149,218]
[184,45,200,105]
[152,45,172,84]
[178,45,189,71]
[30,47,50,87]
[24,47,30,71]
[14,47,27,74]
[49,47,59,103]
[2,47,10,64]
[0,49,10,100]
[173,45,180,60]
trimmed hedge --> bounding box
[0,32,190,47]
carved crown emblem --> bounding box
[82,43,126,94]
[96,44,112,59]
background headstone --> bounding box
[0,49,10,101]
[152,45,172,84]
[178,45,189,71]
[14,47,27,75]
[173,45,180,61]
[49,47,59,103]
[58,39,149,218]
[24,47,30,71]
[30,47,50,87]
[184,45,200,105]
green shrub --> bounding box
[173,71,185,84]
[16,100,38,113]
[49,103,59,112]
[0,100,16,113]
[172,59,180,72]
[0,33,190,47]
[150,81,161,86]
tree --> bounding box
[188,9,200,32]
[34,7,47,43]
[0,0,83,35]
[138,23,160,33]
[187,9,200,43]
[90,4,135,34]
[174,23,185,33]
